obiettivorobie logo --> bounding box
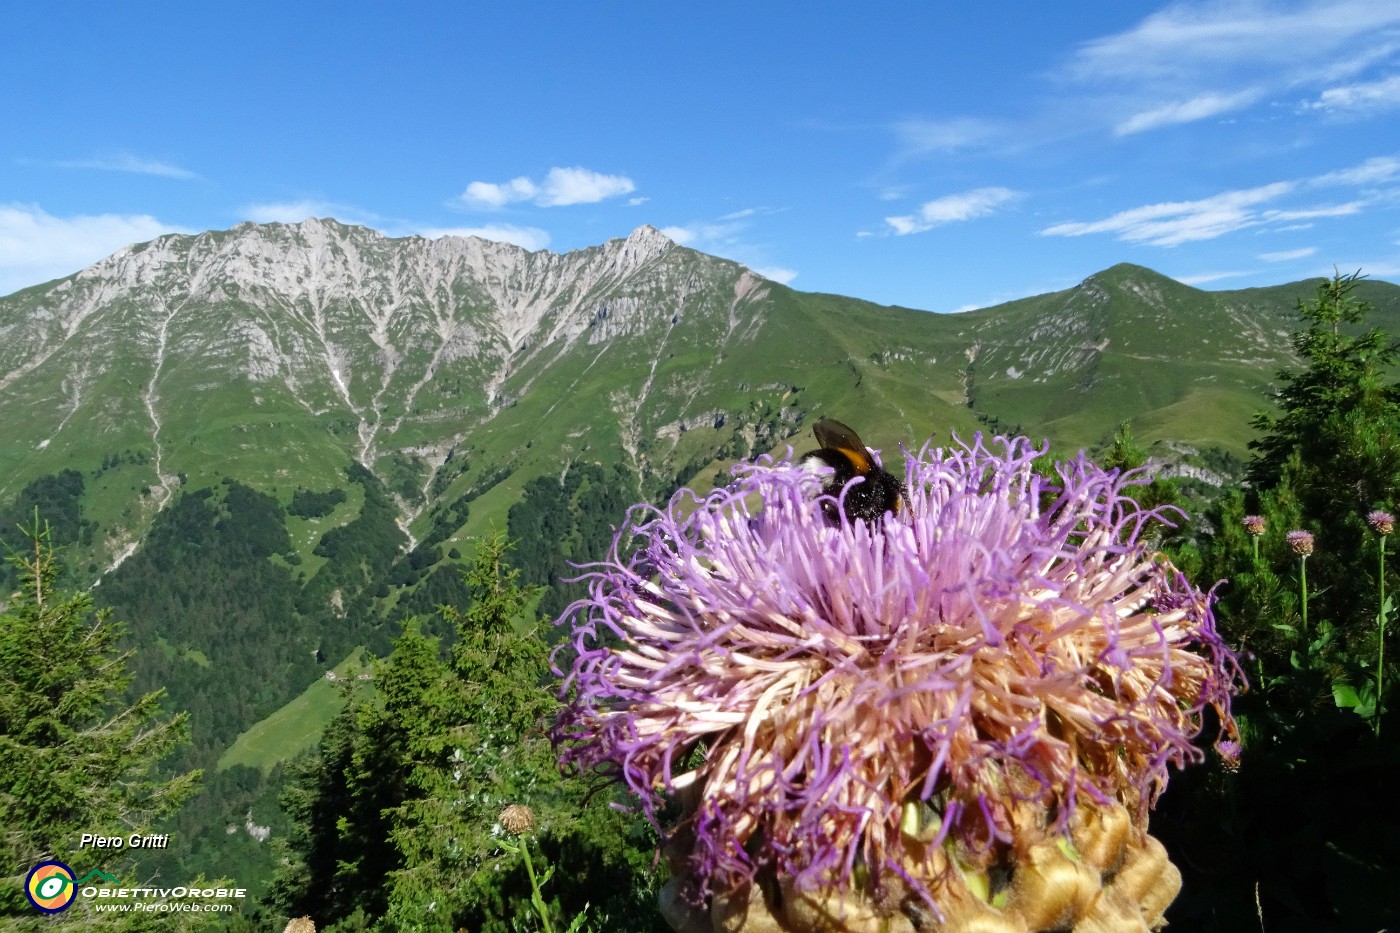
[24,861,120,913]
[24,860,246,915]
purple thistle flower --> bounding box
[1287,530,1315,557]
[1242,515,1266,536]
[553,434,1241,906]
[1367,510,1395,536]
[1215,739,1242,772]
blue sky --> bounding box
[3,1,1399,310]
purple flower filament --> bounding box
[554,434,1241,903]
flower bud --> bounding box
[1005,839,1100,931]
[1108,833,1180,925]
[1242,515,1266,536]
[1074,888,1150,933]
[779,877,915,933]
[1070,803,1131,874]
[1368,510,1395,535]
[498,804,534,836]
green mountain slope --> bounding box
[3,221,1398,581]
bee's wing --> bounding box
[812,419,875,474]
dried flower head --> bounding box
[498,804,535,836]
[1287,530,1315,557]
[1368,510,1395,536]
[1242,515,1266,536]
[554,435,1240,907]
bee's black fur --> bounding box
[800,419,904,523]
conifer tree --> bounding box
[1246,270,1400,673]
[380,530,559,930]
[271,532,662,932]
[1157,273,1400,930]
[0,521,201,925]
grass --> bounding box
[217,646,370,773]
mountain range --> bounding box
[6,218,1399,585]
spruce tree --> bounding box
[1246,270,1400,676]
[0,521,201,924]
[1156,273,1400,930]
[271,532,662,932]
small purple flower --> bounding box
[1367,510,1395,536]
[553,435,1241,907]
[1242,515,1266,536]
[1287,530,1315,557]
[1215,739,1242,772]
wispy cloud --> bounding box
[1115,89,1262,135]
[1311,155,1400,187]
[1259,247,1317,262]
[1300,73,1400,114]
[1178,270,1251,286]
[1041,182,1295,246]
[1041,157,1381,247]
[885,187,1020,236]
[1067,1,1400,83]
[415,224,550,251]
[661,211,795,283]
[892,117,1000,157]
[460,166,635,208]
[49,152,198,179]
[0,203,187,295]
[1059,0,1400,137]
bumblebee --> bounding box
[800,418,904,523]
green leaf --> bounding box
[1333,683,1361,708]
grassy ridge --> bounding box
[218,647,370,773]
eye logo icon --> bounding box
[26,861,77,913]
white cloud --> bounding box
[658,225,694,245]
[0,204,187,295]
[52,152,198,179]
[885,187,1020,236]
[893,117,1000,157]
[1040,177,1370,247]
[1178,270,1251,285]
[752,266,797,285]
[463,177,537,208]
[1059,2,1400,138]
[1259,247,1317,261]
[1302,73,1400,113]
[628,196,650,206]
[539,167,635,206]
[657,221,745,250]
[459,166,635,209]
[1266,202,1365,222]
[659,213,793,285]
[1042,182,1295,246]
[239,200,378,225]
[1067,1,1400,83]
[416,224,551,251]
[1115,89,1262,135]
[1311,155,1400,186]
